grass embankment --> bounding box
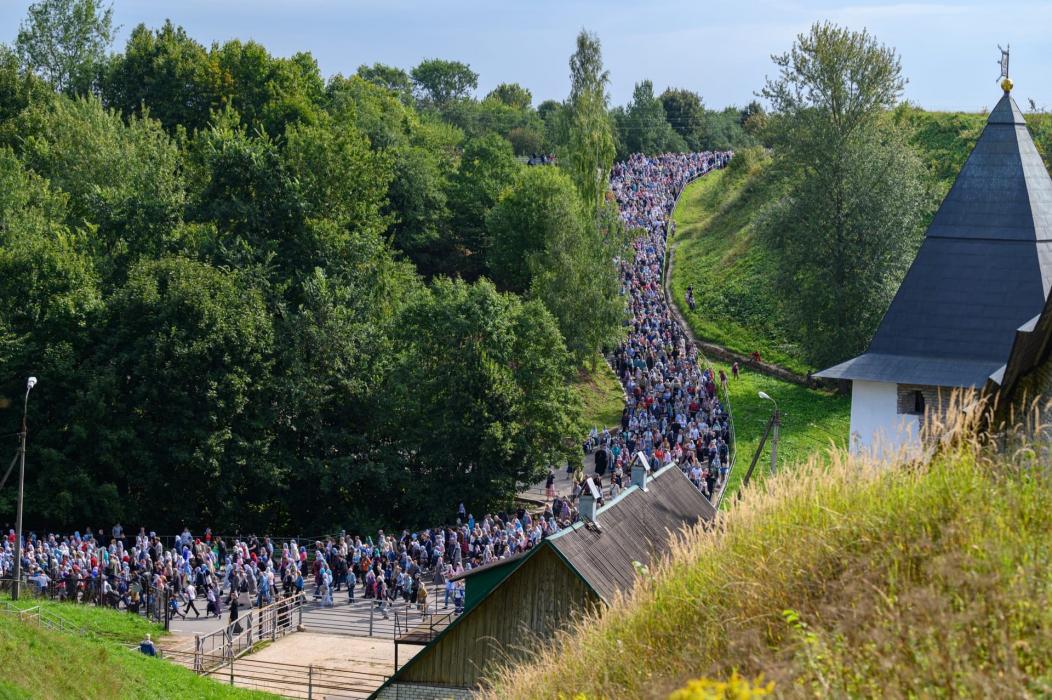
[572,356,625,430]
[0,596,271,699]
[668,156,849,493]
[486,420,1052,698]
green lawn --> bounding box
[3,595,164,642]
[572,356,624,430]
[0,605,272,699]
[717,365,849,498]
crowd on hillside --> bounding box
[0,151,733,622]
[589,151,735,501]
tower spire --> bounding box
[998,44,1012,93]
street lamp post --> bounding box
[12,376,36,601]
[758,391,780,475]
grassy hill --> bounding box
[484,419,1052,698]
[670,107,1052,378]
[0,598,270,699]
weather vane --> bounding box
[998,44,1012,93]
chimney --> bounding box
[579,478,600,523]
[631,452,651,492]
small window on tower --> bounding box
[911,390,925,416]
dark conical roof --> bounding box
[818,93,1052,388]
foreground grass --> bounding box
[572,356,625,430]
[0,613,272,699]
[485,423,1052,698]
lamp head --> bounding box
[758,391,771,401]
[26,377,37,391]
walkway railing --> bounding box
[0,575,170,629]
[189,592,305,673]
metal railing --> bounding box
[0,575,171,629]
[161,647,390,699]
[190,592,305,673]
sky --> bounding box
[2,0,1051,112]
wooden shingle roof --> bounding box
[547,463,715,602]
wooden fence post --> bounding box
[307,664,313,699]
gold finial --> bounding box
[1002,77,1014,94]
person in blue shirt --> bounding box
[139,633,158,657]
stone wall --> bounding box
[375,682,473,700]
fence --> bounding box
[189,592,305,673]
[161,647,390,699]
[0,575,170,629]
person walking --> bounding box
[182,583,200,618]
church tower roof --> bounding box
[818,87,1052,388]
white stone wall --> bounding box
[375,682,474,700]
[849,380,921,458]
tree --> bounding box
[617,79,685,157]
[410,59,478,108]
[486,82,532,110]
[355,62,412,103]
[563,30,615,212]
[385,278,580,525]
[15,0,115,94]
[758,22,929,366]
[660,88,706,150]
[75,258,275,531]
[17,94,185,282]
[102,21,224,134]
[486,166,584,293]
[449,133,522,276]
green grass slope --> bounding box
[667,153,849,495]
[485,428,1052,698]
[572,355,626,430]
[0,598,271,699]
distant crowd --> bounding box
[0,151,734,623]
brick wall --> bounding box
[895,384,959,418]
[375,682,474,700]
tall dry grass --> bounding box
[483,391,1052,698]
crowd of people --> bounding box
[0,151,734,626]
[595,152,735,501]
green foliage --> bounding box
[411,58,478,109]
[385,279,581,523]
[759,22,929,367]
[660,87,706,151]
[449,133,523,276]
[74,258,276,531]
[0,11,605,535]
[17,94,185,282]
[614,79,687,158]
[563,30,616,212]
[355,62,413,103]
[15,0,115,94]
[486,82,532,110]
[486,166,585,293]
[101,21,224,134]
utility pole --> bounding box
[769,409,781,475]
[11,376,36,601]
[758,391,780,476]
